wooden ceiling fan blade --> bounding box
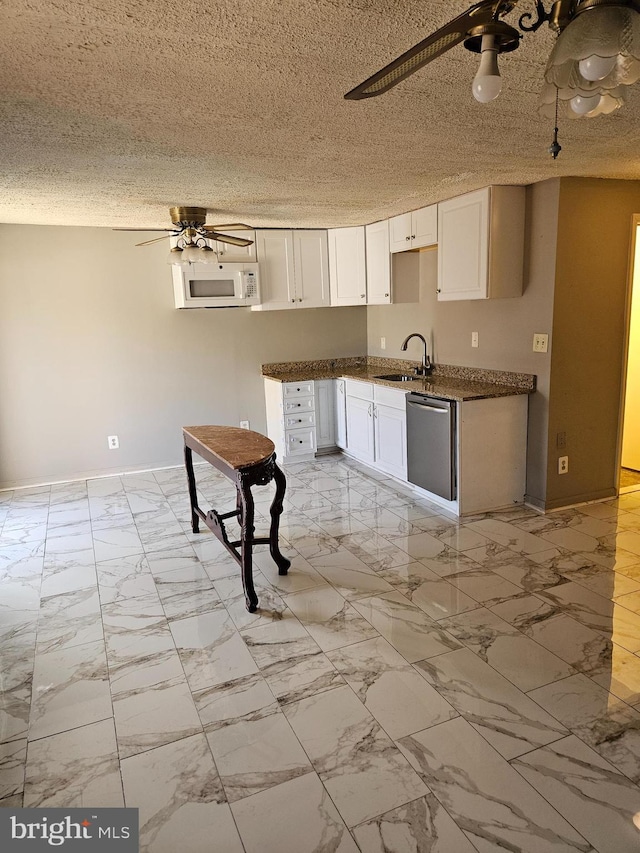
[344,0,509,99]
[207,232,254,247]
[135,234,174,247]
[202,223,253,232]
[113,228,177,232]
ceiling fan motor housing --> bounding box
[169,206,208,228]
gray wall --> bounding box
[367,180,559,507]
[0,225,367,488]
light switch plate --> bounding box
[533,333,549,353]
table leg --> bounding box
[238,478,259,613]
[269,461,291,576]
[184,444,200,534]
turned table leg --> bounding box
[269,461,291,576]
[184,445,200,534]
[238,476,259,613]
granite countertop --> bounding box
[262,357,536,402]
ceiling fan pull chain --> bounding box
[548,88,562,159]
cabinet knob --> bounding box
[436,288,441,293]
[384,293,389,297]
[411,234,416,239]
[361,294,365,299]
[291,299,295,303]
[405,236,410,241]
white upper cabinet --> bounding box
[293,230,330,308]
[253,230,296,310]
[253,229,329,310]
[210,230,257,262]
[365,220,391,304]
[389,204,437,253]
[437,186,525,301]
[328,226,367,307]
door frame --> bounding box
[615,214,640,494]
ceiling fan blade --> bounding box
[135,234,174,247]
[113,228,177,232]
[202,223,253,232]
[206,232,254,248]
[344,0,513,100]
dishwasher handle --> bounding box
[407,401,450,414]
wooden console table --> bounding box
[183,425,290,612]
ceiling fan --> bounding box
[116,206,254,264]
[344,0,640,154]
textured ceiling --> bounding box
[1,0,640,229]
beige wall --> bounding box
[546,178,640,508]
[0,225,367,488]
[367,180,559,507]
[622,224,640,471]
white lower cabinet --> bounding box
[314,380,335,451]
[344,380,407,478]
[346,395,375,464]
[373,389,407,480]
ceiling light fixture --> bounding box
[345,0,640,155]
[115,207,254,264]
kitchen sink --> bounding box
[374,373,423,382]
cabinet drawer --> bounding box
[283,397,315,415]
[283,381,314,398]
[374,385,408,410]
[345,379,374,401]
[285,427,317,455]
[285,411,316,429]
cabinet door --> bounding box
[335,379,347,449]
[253,230,296,310]
[294,230,330,308]
[314,379,335,449]
[389,213,412,253]
[437,188,489,301]
[365,220,392,304]
[374,404,407,480]
[411,205,438,249]
[212,230,257,262]
[346,395,375,463]
[328,227,367,306]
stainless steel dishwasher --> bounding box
[406,393,457,500]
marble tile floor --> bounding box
[3,456,640,851]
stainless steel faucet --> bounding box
[401,333,433,376]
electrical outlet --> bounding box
[107,435,119,450]
[239,420,250,429]
[558,455,569,474]
[533,333,549,353]
[380,337,386,350]
[471,331,479,348]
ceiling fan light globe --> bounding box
[545,3,640,90]
[180,244,206,264]
[196,246,219,264]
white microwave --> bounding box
[172,262,260,308]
